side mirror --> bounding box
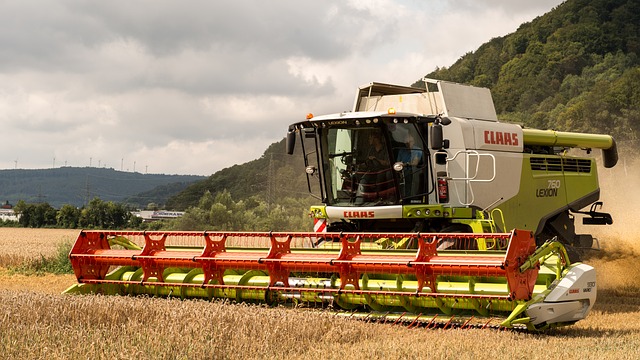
[431,124,443,150]
[435,151,447,165]
[286,131,296,155]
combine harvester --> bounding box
[67,79,616,331]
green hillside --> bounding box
[166,138,310,210]
[0,167,204,209]
[414,0,640,149]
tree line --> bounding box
[12,198,142,229]
[167,190,314,232]
[8,190,316,232]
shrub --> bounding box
[11,240,73,275]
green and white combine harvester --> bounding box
[66,79,617,331]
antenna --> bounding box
[84,175,91,205]
[36,185,46,203]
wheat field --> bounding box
[1,161,639,360]
[0,226,638,359]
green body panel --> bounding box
[402,205,474,219]
[496,154,599,234]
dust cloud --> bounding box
[580,154,640,257]
[576,152,640,291]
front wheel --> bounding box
[437,223,475,250]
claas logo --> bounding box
[343,211,375,218]
[484,130,519,146]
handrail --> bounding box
[445,150,496,205]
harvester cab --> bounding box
[66,78,617,331]
[286,78,617,257]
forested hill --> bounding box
[168,0,640,211]
[166,138,310,210]
[0,167,204,209]
[414,0,640,149]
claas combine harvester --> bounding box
[66,79,617,331]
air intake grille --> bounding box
[530,157,592,173]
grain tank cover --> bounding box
[354,79,498,122]
[353,82,430,113]
[437,80,498,121]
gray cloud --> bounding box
[445,0,564,14]
[0,0,564,175]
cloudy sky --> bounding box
[0,0,564,175]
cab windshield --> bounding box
[322,121,427,206]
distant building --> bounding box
[133,210,185,222]
[0,209,18,222]
[0,201,17,221]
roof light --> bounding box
[305,166,317,175]
[306,113,314,119]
